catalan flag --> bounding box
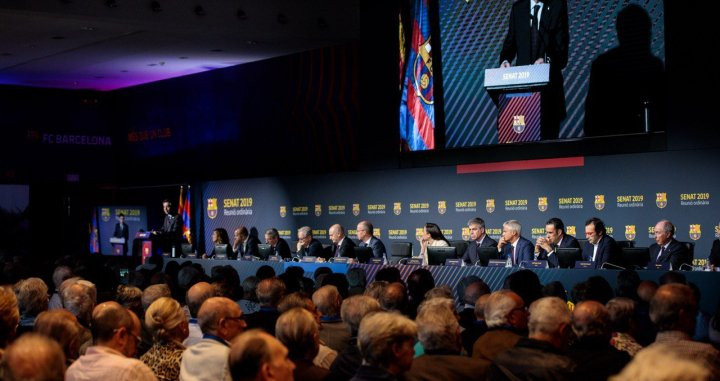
[89,208,99,253]
[178,186,192,244]
[399,0,435,151]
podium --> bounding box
[134,231,153,264]
[485,64,549,143]
[109,237,126,256]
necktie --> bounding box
[531,4,541,61]
[513,245,517,265]
[334,245,340,257]
[657,246,665,262]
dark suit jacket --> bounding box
[403,352,490,381]
[538,234,581,267]
[331,237,356,259]
[235,235,261,259]
[568,336,631,381]
[710,239,720,266]
[360,236,387,259]
[158,213,183,254]
[271,238,292,259]
[649,239,692,269]
[500,236,534,265]
[298,238,324,257]
[113,222,130,254]
[489,338,576,381]
[582,235,620,268]
[244,307,280,336]
[462,235,498,265]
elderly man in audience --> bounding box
[229,330,295,381]
[49,265,72,310]
[313,285,351,352]
[350,311,416,381]
[244,277,286,336]
[329,296,381,381]
[14,277,49,334]
[569,301,631,381]
[489,297,576,380]
[179,297,246,381]
[0,286,19,354]
[276,308,329,381]
[472,290,528,361]
[183,282,215,347]
[379,282,407,314]
[34,309,84,365]
[141,297,189,381]
[606,297,643,356]
[65,301,157,381]
[0,333,66,381]
[610,343,712,381]
[405,298,489,381]
[117,285,144,320]
[641,283,720,377]
[276,292,337,370]
[61,278,96,329]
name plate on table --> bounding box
[445,259,463,267]
[267,255,282,262]
[653,262,670,271]
[575,261,595,269]
[484,63,550,90]
[521,260,548,269]
[370,258,384,265]
[488,259,507,267]
[406,258,423,265]
[243,255,256,261]
[215,254,227,260]
[332,257,350,264]
[136,231,152,239]
[185,253,197,258]
[301,256,317,263]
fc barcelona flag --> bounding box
[178,186,192,244]
[399,0,435,151]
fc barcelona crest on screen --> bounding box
[594,195,605,210]
[625,225,636,241]
[438,201,447,214]
[393,202,402,216]
[279,206,286,218]
[352,203,360,216]
[538,197,548,212]
[486,199,495,213]
[207,198,218,219]
[656,192,667,209]
[101,208,111,222]
[413,38,434,105]
[690,224,702,241]
[512,115,526,134]
[314,204,322,217]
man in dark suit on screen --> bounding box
[497,220,534,266]
[649,220,691,270]
[264,228,291,259]
[356,220,387,261]
[153,199,183,256]
[536,217,580,267]
[462,217,498,265]
[296,226,324,257]
[113,213,130,255]
[328,224,356,260]
[499,0,569,140]
[582,217,621,268]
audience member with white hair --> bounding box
[14,277,49,334]
[140,297,189,381]
[49,266,73,310]
[0,333,66,381]
[610,343,711,381]
[328,295,382,381]
[404,298,489,381]
[489,297,576,380]
[275,307,329,381]
[472,290,528,361]
[229,330,295,381]
[313,285,351,353]
[351,312,417,381]
[61,278,96,329]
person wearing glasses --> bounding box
[356,220,387,260]
[179,297,247,381]
[65,302,157,381]
[140,297,189,381]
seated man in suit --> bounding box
[536,217,581,267]
[233,226,260,259]
[264,228,291,259]
[650,220,691,269]
[356,220,387,261]
[497,219,534,266]
[462,217,498,265]
[329,224,356,259]
[296,226,324,257]
[582,217,621,268]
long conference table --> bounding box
[165,258,720,314]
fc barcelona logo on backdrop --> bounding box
[567,226,576,236]
[393,202,402,216]
[625,225,636,241]
[538,197,548,212]
[462,227,471,240]
[486,199,495,213]
[101,208,111,222]
[279,206,286,218]
[352,204,360,216]
[690,224,702,241]
[512,115,526,134]
[594,195,605,210]
[314,204,322,217]
[656,192,667,209]
[438,201,447,215]
[207,199,218,219]
[413,37,434,105]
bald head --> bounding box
[313,285,342,317]
[380,282,406,312]
[637,281,658,303]
[198,297,245,341]
[230,330,295,381]
[572,300,610,339]
[187,281,215,318]
[1,333,65,381]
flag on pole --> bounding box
[399,0,435,151]
[89,208,99,253]
[178,186,192,244]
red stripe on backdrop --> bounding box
[457,156,585,174]
[406,79,434,149]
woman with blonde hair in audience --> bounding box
[140,296,189,381]
[34,309,84,365]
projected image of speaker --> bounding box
[213,244,230,260]
[257,244,272,260]
[622,247,650,269]
[427,246,457,266]
[353,247,374,264]
[556,248,583,268]
[475,247,501,266]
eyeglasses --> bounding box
[225,315,245,323]
[114,328,142,343]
